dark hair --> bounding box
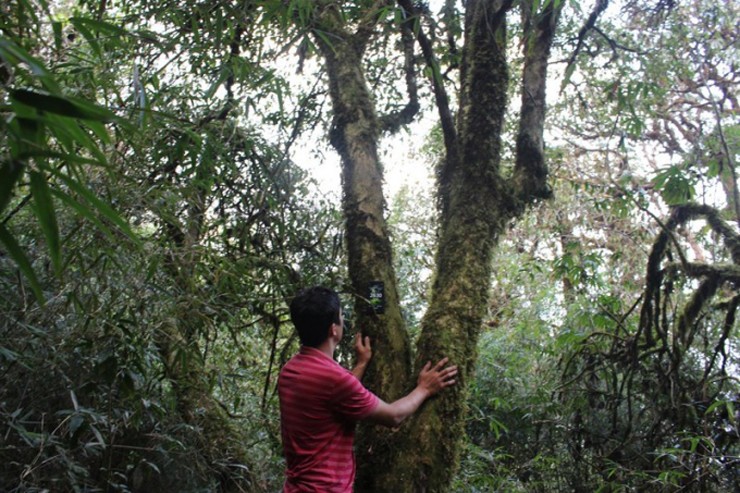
[289,286,341,347]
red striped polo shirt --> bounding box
[278,346,379,493]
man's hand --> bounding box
[365,356,459,427]
[354,333,372,366]
[417,357,458,398]
[351,333,372,380]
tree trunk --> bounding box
[376,3,513,490]
[311,5,414,485]
[376,1,562,490]
[309,0,562,490]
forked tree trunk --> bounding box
[373,2,514,490]
[311,0,562,490]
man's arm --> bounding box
[351,333,372,380]
[365,358,458,428]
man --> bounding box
[278,286,458,492]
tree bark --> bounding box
[376,1,563,490]
[308,0,563,490]
[310,4,414,485]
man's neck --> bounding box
[314,339,336,359]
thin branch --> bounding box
[562,0,610,88]
[396,0,457,151]
[592,25,646,65]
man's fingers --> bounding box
[433,357,449,370]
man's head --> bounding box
[290,286,342,347]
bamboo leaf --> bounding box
[11,89,117,122]
[205,67,231,99]
[51,188,115,241]
[560,61,576,93]
[69,17,101,58]
[0,223,44,303]
[52,21,63,51]
[44,114,107,163]
[8,117,44,157]
[18,151,105,167]
[0,38,60,93]
[48,169,141,247]
[29,170,61,274]
[69,16,130,37]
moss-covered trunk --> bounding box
[371,3,512,490]
[366,0,562,490]
[312,6,413,488]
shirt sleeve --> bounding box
[330,368,379,420]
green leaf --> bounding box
[560,62,576,93]
[52,21,63,51]
[69,17,101,58]
[0,223,44,303]
[0,346,20,362]
[16,0,41,24]
[69,16,130,38]
[21,151,106,167]
[51,188,115,241]
[312,29,336,53]
[0,160,24,216]
[83,119,112,145]
[652,166,694,206]
[8,117,44,157]
[29,170,61,274]
[205,66,231,99]
[11,89,116,122]
[88,424,106,446]
[44,114,107,163]
[47,169,141,247]
[0,38,60,93]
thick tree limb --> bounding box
[639,203,740,350]
[511,0,564,211]
[379,4,420,134]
